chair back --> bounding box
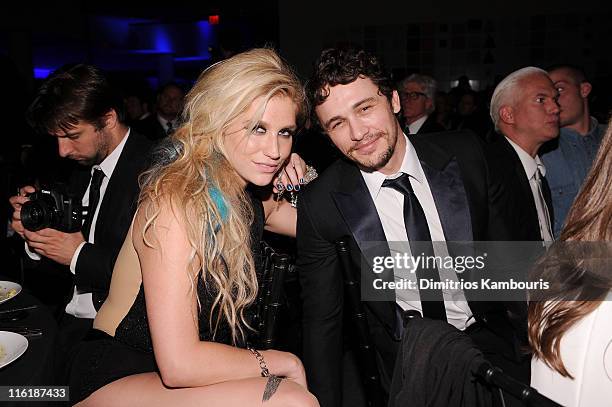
[389,315,562,407]
[336,237,386,407]
[474,361,562,407]
[255,241,290,349]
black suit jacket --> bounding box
[416,114,447,134]
[297,131,524,407]
[483,132,553,241]
[69,130,153,310]
[134,115,167,141]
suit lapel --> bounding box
[330,162,391,271]
[540,174,554,230]
[417,115,434,134]
[412,137,473,242]
[94,133,138,241]
[503,138,542,232]
[330,161,397,325]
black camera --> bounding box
[21,184,84,232]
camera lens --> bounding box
[21,200,56,231]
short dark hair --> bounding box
[27,64,126,135]
[546,64,588,83]
[307,47,394,111]
[156,81,184,97]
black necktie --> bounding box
[539,170,554,233]
[166,121,174,136]
[382,173,447,321]
[82,168,105,239]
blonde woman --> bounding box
[529,119,612,406]
[69,49,318,407]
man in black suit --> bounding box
[297,48,528,406]
[135,82,184,140]
[485,67,560,242]
[398,73,446,135]
[9,64,153,380]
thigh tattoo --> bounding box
[262,375,282,402]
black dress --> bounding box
[69,194,265,403]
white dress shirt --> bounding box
[360,134,474,330]
[505,137,554,242]
[26,128,131,319]
[157,114,174,133]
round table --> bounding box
[0,282,59,405]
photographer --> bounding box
[8,64,154,382]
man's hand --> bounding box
[9,185,36,239]
[23,228,85,265]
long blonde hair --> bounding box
[529,118,612,377]
[139,48,306,344]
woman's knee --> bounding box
[273,380,319,407]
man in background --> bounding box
[540,65,606,237]
[486,67,560,242]
[136,82,184,140]
[397,74,446,134]
[9,64,153,380]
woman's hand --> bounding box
[274,153,306,193]
[261,349,308,388]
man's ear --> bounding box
[103,109,119,130]
[391,90,401,114]
[580,82,592,99]
[499,105,514,125]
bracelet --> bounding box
[276,164,318,209]
[248,347,270,377]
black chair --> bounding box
[336,237,386,407]
[254,241,291,350]
[335,237,560,407]
[474,361,561,407]
[389,315,562,407]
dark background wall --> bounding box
[279,0,611,87]
[1,0,611,114]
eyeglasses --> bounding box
[402,91,427,100]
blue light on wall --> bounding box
[153,26,172,53]
[34,68,53,79]
[130,49,169,54]
[196,20,213,59]
[174,56,210,62]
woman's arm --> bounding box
[261,152,312,237]
[133,201,305,388]
[262,197,297,237]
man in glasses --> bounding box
[398,74,446,134]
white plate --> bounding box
[0,281,22,305]
[0,331,28,369]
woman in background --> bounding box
[529,119,612,406]
[70,48,318,407]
